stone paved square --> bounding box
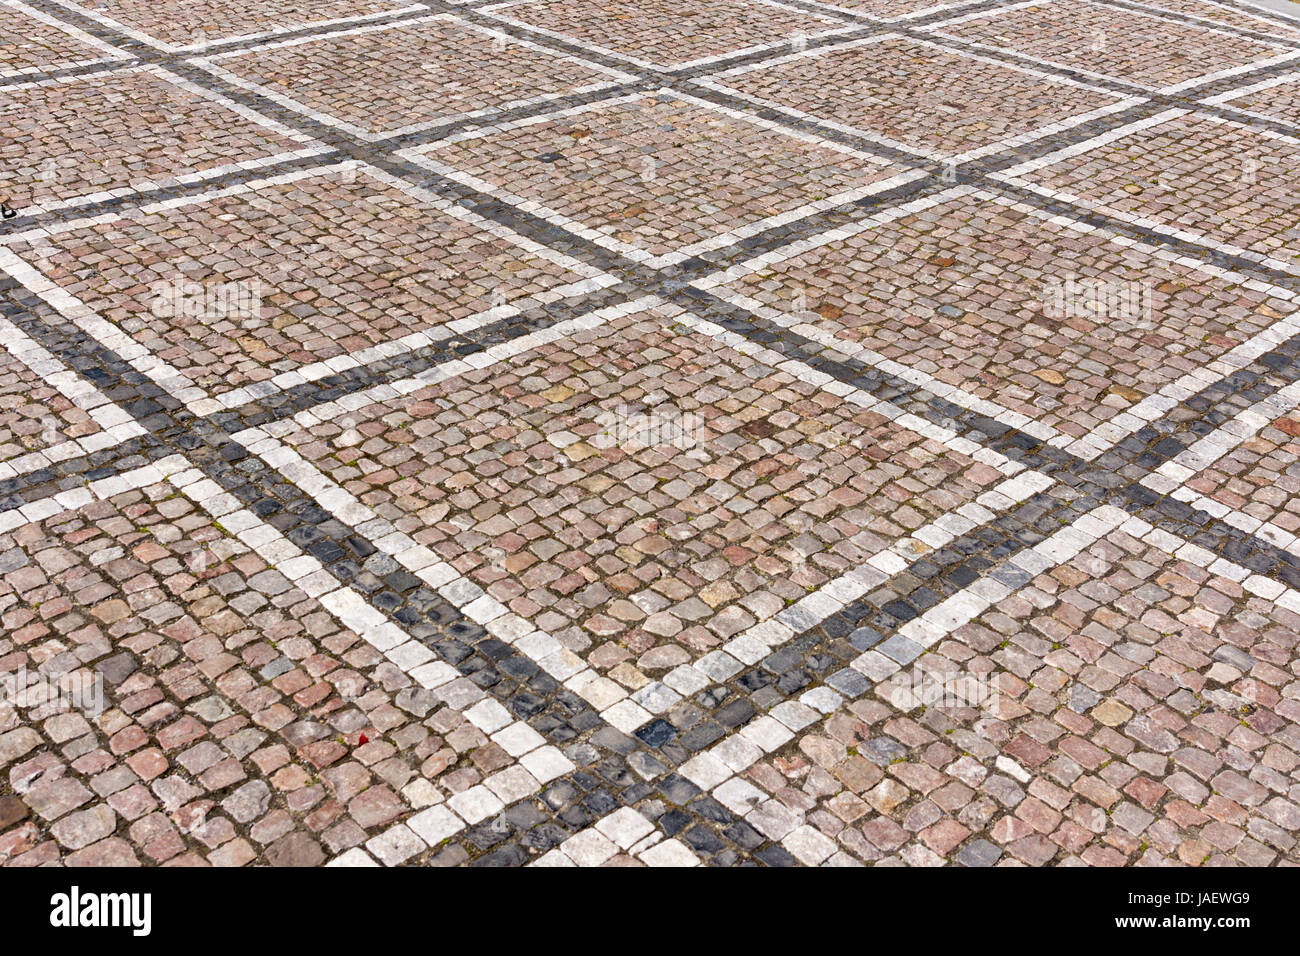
[0,346,105,469]
[1211,71,1300,126]
[3,0,1300,870]
[3,165,609,402]
[0,458,555,866]
[1183,405,1300,535]
[0,0,127,77]
[53,0,418,50]
[0,66,318,211]
[931,0,1291,90]
[196,15,635,140]
[261,303,1007,675]
[706,507,1300,867]
[410,92,919,265]
[701,188,1297,441]
[481,0,855,70]
[703,35,1129,160]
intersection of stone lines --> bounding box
[930,0,1291,90]
[711,512,1300,866]
[1,165,609,401]
[1003,111,1300,273]
[51,0,417,49]
[262,303,1007,689]
[479,0,854,71]
[2,0,1300,873]
[703,34,1129,160]
[410,91,916,265]
[0,66,316,211]
[700,188,1298,442]
[0,469,408,866]
[195,15,635,139]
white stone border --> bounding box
[236,297,670,738]
[529,806,700,866]
[674,500,1300,864]
[1141,0,1300,44]
[0,450,580,867]
[1200,67,1300,130]
[0,311,145,482]
[401,87,925,269]
[0,160,615,417]
[190,13,639,143]
[693,32,1143,165]
[796,0,997,24]
[239,292,1057,748]
[42,0,424,54]
[477,0,860,73]
[1232,0,1300,31]
[1143,375,1300,559]
[0,0,132,79]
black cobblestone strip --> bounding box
[437,0,883,81]
[887,19,1300,128]
[1217,0,1300,30]
[977,179,1300,291]
[179,4,438,55]
[0,281,778,865]
[373,78,658,152]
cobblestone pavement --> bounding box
[2,0,1300,869]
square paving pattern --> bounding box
[200,16,634,138]
[703,189,1297,440]
[4,0,1300,869]
[0,67,315,209]
[706,35,1126,158]
[413,93,912,263]
[269,304,1001,666]
[53,0,417,49]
